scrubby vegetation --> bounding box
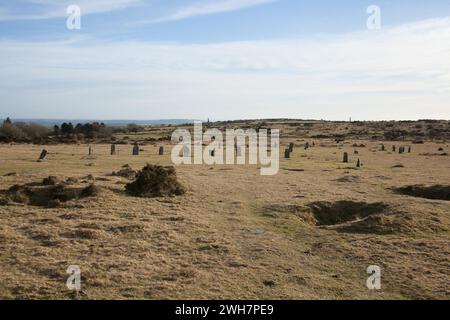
[0,118,49,143]
[0,117,114,143]
[125,164,185,197]
[112,164,137,179]
[53,121,113,140]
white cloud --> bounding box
[0,0,142,21]
[149,0,277,23]
[0,0,275,22]
[0,17,449,120]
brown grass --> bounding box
[0,120,449,300]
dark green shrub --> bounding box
[125,164,185,197]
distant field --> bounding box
[0,120,449,299]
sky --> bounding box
[0,0,450,121]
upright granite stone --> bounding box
[37,149,48,162]
[182,145,190,157]
[289,143,294,153]
[159,146,164,155]
[284,149,290,159]
[236,146,242,157]
[343,152,349,163]
[132,143,139,156]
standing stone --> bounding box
[159,146,164,155]
[289,143,294,153]
[284,149,290,159]
[399,146,405,154]
[381,144,385,151]
[392,145,396,152]
[111,144,116,155]
[356,158,361,168]
[408,146,411,153]
[37,149,48,162]
[182,145,190,157]
[305,142,310,150]
[343,152,349,163]
[88,145,93,156]
[132,143,139,156]
[236,146,242,157]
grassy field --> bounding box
[0,120,449,299]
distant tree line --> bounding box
[0,118,117,143]
[53,122,113,140]
[0,117,153,143]
[0,117,49,143]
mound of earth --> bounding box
[112,164,136,179]
[394,185,450,201]
[260,201,443,235]
[125,164,185,198]
[305,201,388,226]
[42,176,60,185]
[1,176,100,207]
[335,176,361,183]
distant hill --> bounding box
[1,119,199,127]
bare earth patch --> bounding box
[0,129,449,300]
[394,185,450,201]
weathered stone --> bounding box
[37,149,48,162]
[381,144,385,151]
[111,144,116,155]
[236,146,242,157]
[289,143,294,153]
[357,158,361,168]
[284,149,290,159]
[392,145,396,152]
[159,146,164,155]
[182,145,190,157]
[343,152,349,163]
[89,146,93,156]
[132,143,139,155]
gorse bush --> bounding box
[0,120,49,143]
[125,164,185,197]
[0,118,115,143]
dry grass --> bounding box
[0,120,449,300]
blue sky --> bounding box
[1,0,450,120]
